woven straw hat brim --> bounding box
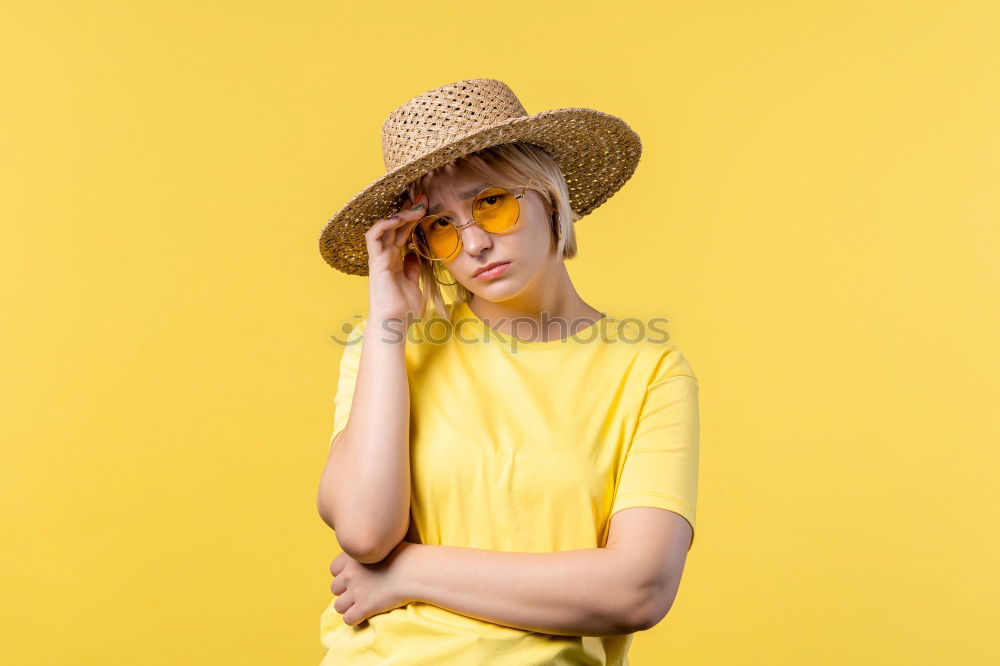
[318,107,642,276]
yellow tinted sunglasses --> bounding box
[406,186,527,262]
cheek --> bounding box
[503,228,544,262]
[529,220,553,257]
[523,218,555,253]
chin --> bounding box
[468,279,523,301]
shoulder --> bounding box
[649,342,697,383]
[603,314,697,384]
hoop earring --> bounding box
[431,264,458,286]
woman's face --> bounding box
[417,162,558,302]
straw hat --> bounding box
[318,77,642,276]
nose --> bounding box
[458,221,492,258]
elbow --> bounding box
[319,522,404,564]
[630,599,671,632]
[337,532,398,564]
[316,494,407,564]
[326,511,405,564]
[628,580,679,632]
[315,496,388,562]
[316,494,337,532]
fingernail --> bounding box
[388,215,400,220]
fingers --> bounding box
[389,192,428,249]
[333,591,354,616]
[364,193,428,258]
[330,553,345,576]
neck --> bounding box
[467,261,604,341]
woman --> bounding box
[316,78,699,665]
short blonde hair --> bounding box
[403,142,580,320]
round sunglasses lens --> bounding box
[473,187,520,233]
[414,216,459,260]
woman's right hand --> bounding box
[365,192,428,325]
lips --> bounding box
[473,261,510,277]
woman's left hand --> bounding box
[329,540,421,627]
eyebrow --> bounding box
[426,184,490,216]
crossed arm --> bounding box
[387,507,693,637]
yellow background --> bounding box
[3,1,998,663]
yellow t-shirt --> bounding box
[320,300,699,666]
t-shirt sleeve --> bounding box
[610,348,700,549]
[329,318,367,447]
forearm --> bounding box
[319,316,411,563]
[400,543,645,637]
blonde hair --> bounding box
[403,142,581,320]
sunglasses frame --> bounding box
[406,185,528,262]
